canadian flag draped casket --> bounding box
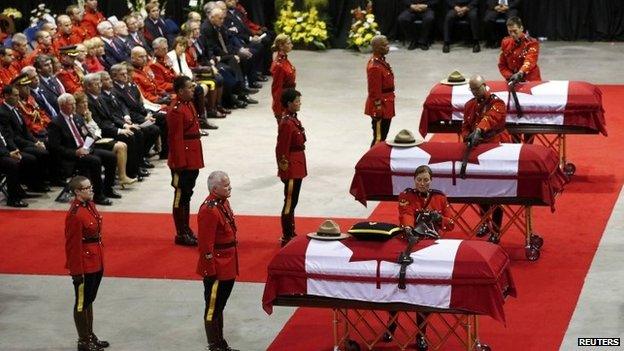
[349,142,568,207]
[419,81,607,137]
[262,236,516,323]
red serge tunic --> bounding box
[498,35,541,82]
[166,98,205,171]
[276,112,307,180]
[398,188,454,232]
[365,54,395,119]
[270,52,296,117]
[197,194,238,280]
[65,199,104,275]
[462,92,511,143]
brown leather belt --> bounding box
[214,241,236,249]
[382,87,394,93]
[82,236,101,243]
[290,145,305,151]
[184,134,201,140]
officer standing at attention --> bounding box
[365,35,395,147]
[64,175,109,351]
[275,88,306,247]
[167,76,205,246]
[197,170,239,351]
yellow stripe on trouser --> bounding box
[77,282,85,312]
[375,119,382,143]
[283,179,294,215]
[205,281,220,322]
[173,173,181,208]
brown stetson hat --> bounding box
[386,129,425,148]
[307,219,350,241]
[440,70,467,85]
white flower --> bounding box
[366,17,374,24]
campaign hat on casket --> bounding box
[386,129,424,148]
[307,220,350,241]
[440,70,467,85]
[348,222,403,241]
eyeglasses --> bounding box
[78,185,93,191]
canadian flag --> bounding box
[420,80,607,137]
[349,142,566,206]
[263,236,516,323]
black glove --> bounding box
[402,226,414,236]
[509,71,524,85]
[430,211,443,224]
[71,275,84,284]
[467,129,482,145]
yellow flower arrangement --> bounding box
[347,3,381,51]
[275,1,328,50]
[1,8,23,19]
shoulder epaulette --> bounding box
[429,189,445,196]
[205,199,220,208]
[69,203,80,215]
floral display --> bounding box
[275,1,328,50]
[347,3,381,52]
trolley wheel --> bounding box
[487,234,500,244]
[345,339,361,351]
[563,163,576,177]
[530,234,544,249]
[525,247,541,261]
[476,343,491,351]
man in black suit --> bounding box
[124,15,153,53]
[98,21,131,68]
[34,55,67,114]
[22,65,59,120]
[443,0,480,53]
[47,93,118,206]
[224,0,270,86]
[398,0,438,50]
[0,127,31,207]
[201,8,257,105]
[110,63,168,159]
[483,0,521,48]
[99,70,158,168]
[143,2,177,46]
[82,73,148,180]
[0,84,50,193]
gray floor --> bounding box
[1,41,623,350]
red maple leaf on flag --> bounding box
[341,237,438,264]
[417,143,502,166]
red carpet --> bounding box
[266,85,624,350]
[1,86,622,350]
[0,210,359,283]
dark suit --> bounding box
[483,0,521,45]
[47,114,116,198]
[225,7,271,76]
[125,32,153,53]
[397,0,438,45]
[88,93,142,178]
[0,128,26,202]
[144,17,175,47]
[0,103,49,187]
[201,20,245,93]
[102,37,131,68]
[444,0,480,43]
[112,81,167,156]
[38,74,65,113]
[31,86,59,119]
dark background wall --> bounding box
[3,0,623,42]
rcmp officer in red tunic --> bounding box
[387,164,455,351]
[64,175,109,351]
[197,171,239,351]
[498,17,541,83]
[463,75,510,238]
[365,35,395,147]
[167,76,205,246]
[270,34,296,123]
[275,88,306,246]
